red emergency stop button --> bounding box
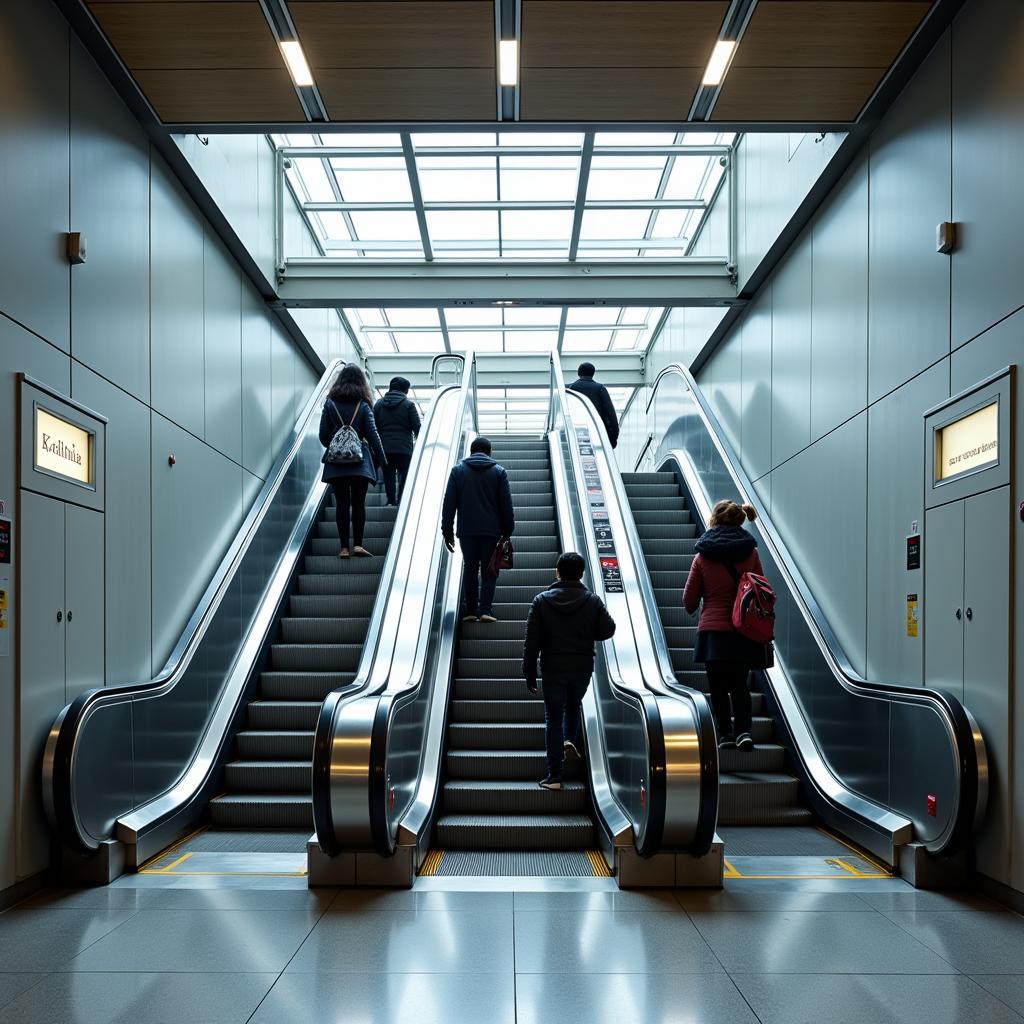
[927,794,937,817]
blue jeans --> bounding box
[541,672,590,776]
[460,535,500,616]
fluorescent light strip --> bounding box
[280,40,314,88]
[498,39,519,87]
[702,39,736,87]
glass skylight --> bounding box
[274,129,735,265]
[340,305,664,355]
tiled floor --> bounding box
[2,866,1023,1023]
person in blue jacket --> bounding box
[319,364,387,558]
[442,436,515,623]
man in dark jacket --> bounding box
[373,376,421,506]
[442,436,515,623]
[522,551,616,789]
[568,362,619,448]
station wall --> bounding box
[0,0,354,898]
[622,0,1024,894]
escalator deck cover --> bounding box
[423,850,609,877]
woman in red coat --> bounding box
[683,499,768,752]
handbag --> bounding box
[324,401,364,465]
[485,536,514,578]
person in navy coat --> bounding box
[319,364,387,558]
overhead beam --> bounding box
[303,199,706,212]
[276,259,740,308]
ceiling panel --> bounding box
[135,69,306,122]
[712,66,884,122]
[290,2,495,69]
[734,1,930,68]
[521,1,728,66]
[316,69,497,120]
[521,68,704,121]
[88,2,282,68]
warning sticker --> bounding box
[906,594,919,638]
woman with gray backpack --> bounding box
[319,364,387,558]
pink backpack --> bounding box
[725,564,777,644]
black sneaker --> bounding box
[538,775,562,790]
[563,740,581,761]
[736,732,755,752]
[718,734,735,750]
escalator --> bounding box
[436,436,595,858]
[209,490,396,830]
[622,471,811,830]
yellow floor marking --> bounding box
[420,850,444,877]
[140,851,194,874]
[828,857,864,877]
[723,857,742,878]
[817,827,894,875]
[137,828,206,873]
[586,850,612,877]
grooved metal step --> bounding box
[450,699,545,723]
[208,793,313,829]
[443,780,587,814]
[248,700,321,730]
[270,643,362,671]
[235,731,314,759]
[260,671,356,700]
[436,814,594,850]
[279,618,370,643]
[224,760,311,792]
[448,723,545,750]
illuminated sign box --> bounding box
[34,405,95,488]
[935,401,998,483]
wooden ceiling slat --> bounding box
[521,1,728,67]
[316,68,497,119]
[521,67,704,120]
[289,3,495,69]
[134,68,305,121]
[88,1,282,68]
[712,66,884,121]
[734,1,931,68]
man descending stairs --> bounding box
[208,487,397,829]
[437,437,596,851]
[621,471,811,827]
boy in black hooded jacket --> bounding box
[522,552,616,789]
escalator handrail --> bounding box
[552,357,718,856]
[44,358,346,853]
[647,362,987,853]
[313,356,476,857]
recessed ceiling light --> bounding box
[701,39,736,87]
[280,40,314,88]
[494,299,519,306]
[498,40,519,87]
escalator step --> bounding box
[321,506,397,522]
[270,643,362,671]
[450,699,545,723]
[248,701,321,730]
[493,568,559,585]
[487,585,558,604]
[503,535,560,554]
[260,671,355,700]
[504,493,554,507]
[500,552,561,570]
[501,520,559,538]
[315,521,395,540]
[455,678,542,701]
[506,484,555,498]
[458,657,533,677]
[225,760,311,792]
[674,669,709,688]
[622,484,682,498]
[718,773,808,826]
[622,472,677,484]
[489,602,534,620]
[461,620,532,641]
[297,574,384,596]
[645,554,695,573]
[650,570,687,589]
[236,730,314,759]
[635,523,698,539]
[510,506,561,522]
[436,814,593,850]
[460,638,539,659]
[279,618,371,643]
[446,750,547,779]
[630,498,688,512]
[490,460,549,471]
[289,594,375,617]
[503,470,552,482]
[208,793,313,829]
[443,780,587,814]
[642,538,698,555]
[303,556,388,575]
[719,743,786,772]
[663,626,698,648]
[656,606,698,627]
[448,723,545,750]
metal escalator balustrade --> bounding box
[639,362,987,865]
[437,437,595,852]
[621,471,812,829]
[210,489,397,830]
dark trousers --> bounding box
[459,535,499,616]
[382,452,412,505]
[330,477,369,548]
[705,660,752,738]
[542,673,590,776]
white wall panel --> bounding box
[865,362,948,685]
[203,230,243,463]
[241,292,274,479]
[271,325,296,452]
[740,289,773,481]
[150,414,244,667]
[869,30,951,403]
[770,232,812,465]
[151,157,205,437]
[771,413,869,675]
[951,0,1024,348]
[71,364,153,684]
[0,0,70,351]
[811,157,868,440]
